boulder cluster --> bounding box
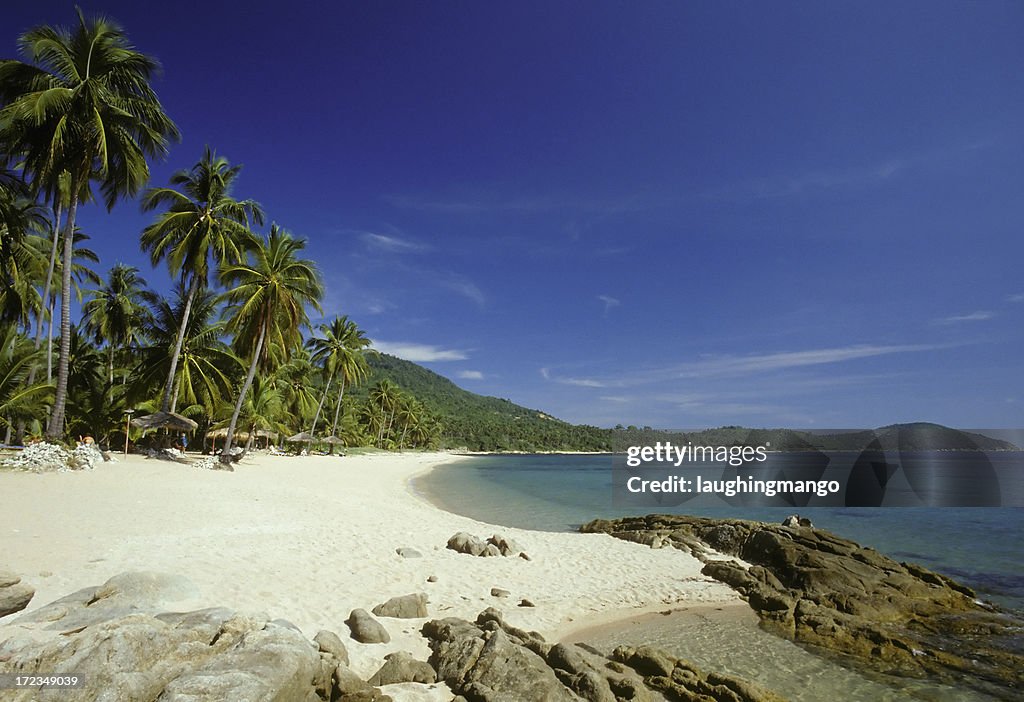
[446,531,529,559]
[0,571,785,702]
[424,607,783,702]
[1,442,110,472]
[582,514,1024,700]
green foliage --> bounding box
[351,353,612,452]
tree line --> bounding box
[0,11,442,457]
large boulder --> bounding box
[14,571,199,632]
[367,651,436,685]
[345,608,390,644]
[0,605,326,702]
[582,515,1024,700]
[0,571,33,618]
[371,593,428,619]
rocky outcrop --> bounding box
[371,593,428,619]
[0,570,33,618]
[582,514,1024,700]
[0,574,398,702]
[446,532,527,558]
[423,607,784,702]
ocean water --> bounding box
[414,453,1024,701]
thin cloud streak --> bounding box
[371,341,468,362]
[360,232,426,253]
[935,310,995,325]
[457,370,484,380]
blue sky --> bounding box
[6,1,1023,429]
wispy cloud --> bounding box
[597,294,620,316]
[457,370,484,380]
[441,278,486,307]
[383,192,647,216]
[1007,293,1024,303]
[934,310,995,325]
[371,341,468,362]
[360,231,426,253]
[543,343,940,391]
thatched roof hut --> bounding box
[131,411,198,433]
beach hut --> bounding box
[131,411,199,433]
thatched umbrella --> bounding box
[206,427,229,439]
[323,436,345,445]
[286,431,315,443]
[131,411,198,433]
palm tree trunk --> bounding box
[45,191,78,439]
[162,277,198,412]
[33,201,62,351]
[220,322,266,463]
[331,380,347,433]
[17,202,62,443]
[308,373,331,435]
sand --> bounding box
[0,450,741,682]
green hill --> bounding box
[351,354,1020,453]
[351,353,612,451]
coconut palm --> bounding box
[140,147,262,412]
[0,326,52,444]
[0,10,179,438]
[219,226,322,460]
[307,315,369,437]
[134,284,241,418]
[81,264,156,386]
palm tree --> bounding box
[219,226,322,460]
[0,175,48,330]
[307,315,370,437]
[81,264,155,386]
[140,147,262,412]
[0,326,52,444]
[0,10,179,439]
[134,285,241,418]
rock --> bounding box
[582,514,1024,699]
[427,575,438,583]
[314,629,349,665]
[613,645,786,702]
[0,571,33,618]
[518,598,535,607]
[396,547,423,558]
[490,588,511,598]
[487,533,522,556]
[334,662,373,695]
[519,552,532,561]
[447,531,525,558]
[14,571,199,632]
[345,609,390,643]
[423,617,576,701]
[0,596,324,702]
[158,623,321,702]
[367,650,437,685]
[372,593,428,619]
[446,532,490,557]
[423,609,776,702]
[2,442,71,472]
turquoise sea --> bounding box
[414,453,1024,701]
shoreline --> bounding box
[0,450,742,678]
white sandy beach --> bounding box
[0,451,741,684]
